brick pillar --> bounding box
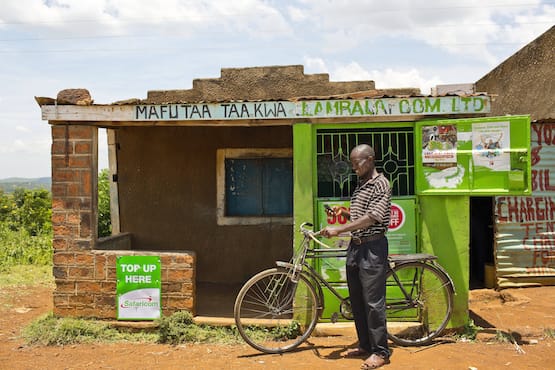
[51,124,98,316]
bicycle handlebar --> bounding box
[299,222,321,236]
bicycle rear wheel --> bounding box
[234,267,320,354]
[386,262,454,346]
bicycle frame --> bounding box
[279,223,455,322]
[234,222,456,352]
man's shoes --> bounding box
[360,353,390,369]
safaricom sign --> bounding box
[134,96,490,121]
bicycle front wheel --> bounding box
[386,262,454,346]
[234,267,320,354]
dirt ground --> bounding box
[1,285,555,370]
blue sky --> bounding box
[0,0,553,178]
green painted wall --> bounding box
[419,195,469,327]
[293,123,315,250]
[293,123,471,329]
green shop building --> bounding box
[37,65,531,330]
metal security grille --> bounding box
[316,127,415,198]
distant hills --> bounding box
[0,177,51,192]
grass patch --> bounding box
[0,225,52,272]
[0,265,54,288]
[157,311,242,345]
[494,330,513,343]
[454,319,482,342]
[544,328,555,338]
[22,313,158,346]
[21,311,252,346]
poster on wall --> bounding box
[421,125,465,189]
[117,255,161,320]
[472,121,511,171]
[416,115,531,195]
[422,125,458,167]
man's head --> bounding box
[350,144,376,180]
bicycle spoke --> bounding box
[386,262,453,346]
[234,268,319,354]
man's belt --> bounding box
[351,233,385,245]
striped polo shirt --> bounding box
[350,173,391,239]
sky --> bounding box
[0,0,553,178]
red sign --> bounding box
[389,203,405,231]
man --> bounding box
[321,144,391,369]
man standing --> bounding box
[321,144,391,369]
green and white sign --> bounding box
[117,255,161,320]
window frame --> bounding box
[216,148,293,226]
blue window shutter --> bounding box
[263,158,293,215]
[225,157,292,217]
[225,159,263,216]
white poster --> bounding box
[472,121,511,171]
[422,125,458,167]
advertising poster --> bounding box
[472,121,511,171]
[422,124,458,167]
[421,125,465,189]
[117,255,161,320]
[317,199,416,282]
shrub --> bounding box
[98,169,112,237]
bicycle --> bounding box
[234,222,455,354]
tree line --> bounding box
[0,169,111,271]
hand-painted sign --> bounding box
[133,96,490,121]
[495,123,555,283]
[117,255,161,320]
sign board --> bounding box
[41,96,491,122]
[116,255,161,320]
[416,115,531,195]
[133,96,490,121]
[495,122,555,286]
[316,198,416,282]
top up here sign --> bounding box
[116,255,161,320]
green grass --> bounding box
[22,313,158,345]
[454,319,482,342]
[0,265,54,288]
[0,225,52,272]
[21,311,246,347]
[544,328,555,338]
[157,311,243,345]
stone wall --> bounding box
[145,65,379,103]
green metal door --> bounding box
[312,124,417,320]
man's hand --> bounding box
[320,226,341,238]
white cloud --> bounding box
[287,0,553,62]
[0,0,292,38]
[0,137,50,155]
[304,57,329,74]
[15,125,31,133]
[287,6,307,22]
[306,59,443,95]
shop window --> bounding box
[216,148,293,225]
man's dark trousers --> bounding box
[346,236,390,358]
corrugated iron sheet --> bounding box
[495,122,555,288]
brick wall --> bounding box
[51,125,195,318]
